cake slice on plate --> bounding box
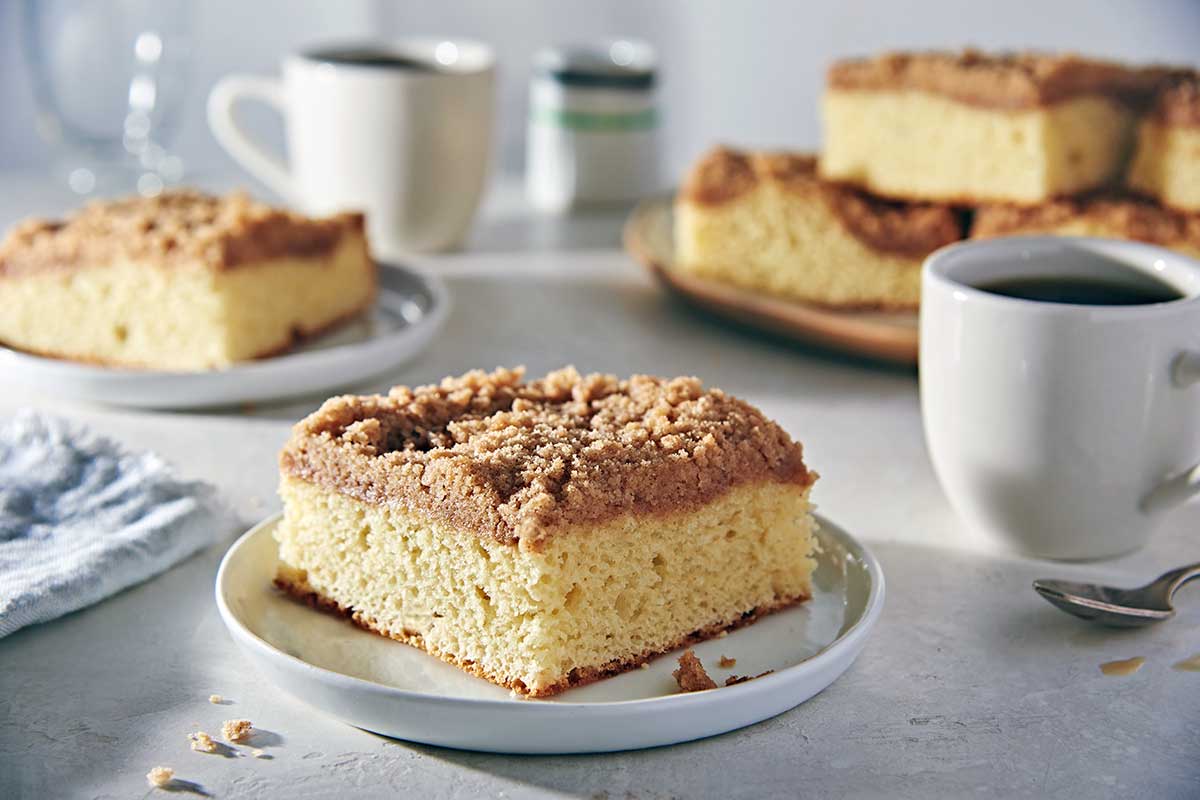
[972,192,1200,260]
[675,147,961,310]
[0,190,375,370]
[820,50,1161,204]
[275,367,818,697]
[1127,72,1200,212]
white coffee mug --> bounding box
[921,236,1200,560]
[208,39,495,254]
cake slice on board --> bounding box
[675,147,961,310]
[820,51,1162,205]
[1127,72,1200,212]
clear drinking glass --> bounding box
[22,0,193,196]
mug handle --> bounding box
[1142,351,1200,513]
[207,75,296,203]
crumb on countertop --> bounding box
[673,649,718,692]
[146,766,174,788]
[189,731,218,754]
[718,655,736,668]
[221,718,253,743]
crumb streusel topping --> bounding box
[0,190,364,277]
[680,148,962,256]
[280,367,814,546]
[829,50,1165,109]
[973,192,1200,245]
[1148,72,1200,127]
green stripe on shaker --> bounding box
[531,107,657,131]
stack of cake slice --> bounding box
[976,70,1200,248]
[676,50,1199,309]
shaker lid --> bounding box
[534,39,657,89]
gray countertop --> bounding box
[1,175,1198,799]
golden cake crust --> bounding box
[679,147,962,256]
[828,50,1164,109]
[279,367,814,546]
[972,191,1200,247]
[275,572,807,697]
[0,190,365,277]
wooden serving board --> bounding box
[622,195,919,365]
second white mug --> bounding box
[208,39,495,255]
[921,236,1200,560]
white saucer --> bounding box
[215,513,884,754]
[0,263,449,409]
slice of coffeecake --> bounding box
[675,147,961,309]
[275,367,818,697]
[0,190,375,370]
[972,192,1200,260]
[1127,73,1200,212]
[820,51,1161,204]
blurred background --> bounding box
[3,0,1199,186]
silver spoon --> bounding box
[1033,563,1200,627]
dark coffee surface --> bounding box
[977,276,1183,306]
[305,48,438,71]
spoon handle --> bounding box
[1158,562,1200,598]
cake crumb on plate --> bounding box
[673,649,718,692]
[718,655,736,668]
[146,766,174,788]
[221,719,253,743]
[725,670,775,686]
[208,694,224,704]
[189,731,218,753]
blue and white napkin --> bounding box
[0,410,229,638]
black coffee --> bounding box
[305,47,438,71]
[978,276,1183,306]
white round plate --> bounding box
[0,263,449,410]
[215,513,885,754]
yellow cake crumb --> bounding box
[208,694,224,704]
[146,766,174,788]
[189,731,218,753]
[718,655,737,668]
[221,719,253,743]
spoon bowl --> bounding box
[1033,562,1200,627]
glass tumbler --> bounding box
[22,0,192,196]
